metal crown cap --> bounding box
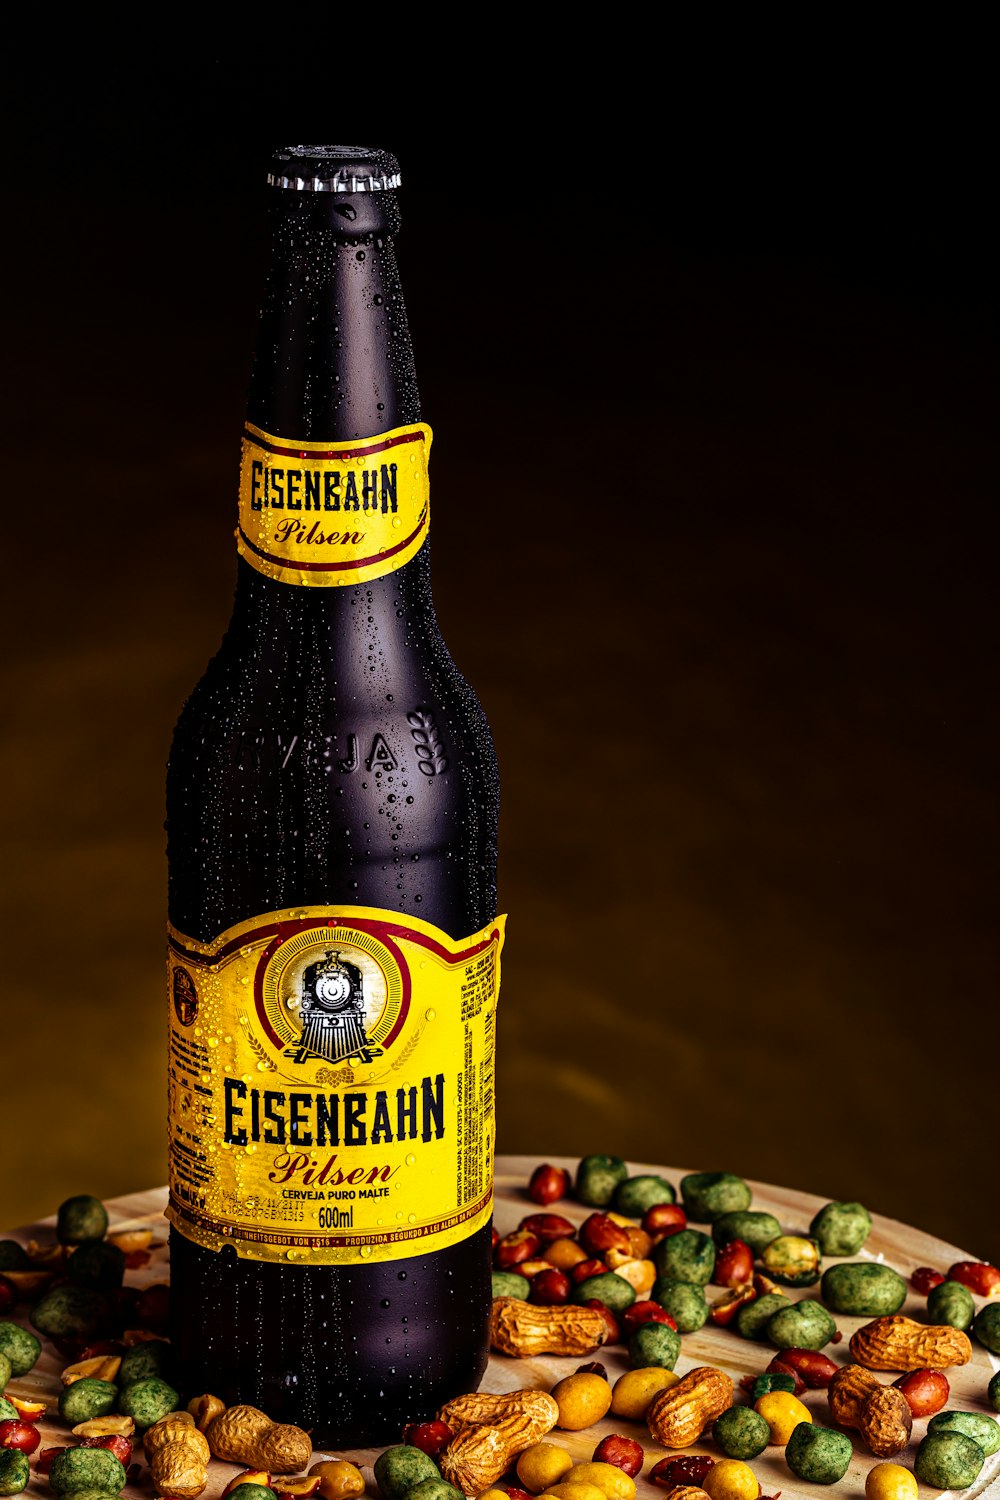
[268,144,401,193]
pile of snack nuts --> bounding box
[0,1161,997,1500]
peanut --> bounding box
[206,1404,311,1474]
[753,1391,811,1446]
[222,1471,272,1496]
[496,1229,542,1268]
[280,1478,323,1499]
[703,1461,760,1500]
[72,1416,135,1438]
[490,1298,608,1357]
[144,1414,210,1500]
[540,1486,605,1500]
[438,1423,514,1495]
[865,1463,918,1500]
[850,1315,972,1371]
[309,1459,365,1500]
[857,1385,913,1458]
[606,1258,655,1296]
[186,1394,226,1433]
[647,1366,734,1448]
[592,1436,643,1478]
[528,1165,570,1205]
[61,1354,122,1385]
[892,1368,949,1418]
[516,1442,574,1493]
[107,1229,154,1254]
[828,1364,881,1428]
[625,1227,653,1260]
[551,1374,613,1430]
[544,1238,589,1271]
[439,1388,558,1439]
[565,1463,635,1500]
[611,1367,680,1421]
[437,1390,560,1496]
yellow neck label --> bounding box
[166,904,503,1264]
[236,422,432,586]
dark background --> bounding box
[2,58,996,1258]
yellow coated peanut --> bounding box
[550,1374,613,1431]
[754,1391,812,1446]
[544,1238,589,1270]
[609,1259,656,1296]
[610,1366,680,1421]
[541,1486,607,1500]
[703,1460,760,1500]
[516,1444,574,1493]
[566,1464,635,1500]
[864,1464,919,1500]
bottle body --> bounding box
[165,149,500,1444]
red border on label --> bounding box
[245,427,425,462]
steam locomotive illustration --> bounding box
[295,948,380,1065]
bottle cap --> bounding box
[267,145,401,193]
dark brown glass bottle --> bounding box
[165,146,500,1446]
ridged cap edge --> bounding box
[268,145,401,193]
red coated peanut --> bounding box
[947,1260,1000,1298]
[583,1298,620,1344]
[494,1229,541,1268]
[403,1419,454,1457]
[571,1259,609,1284]
[592,1435,644,1477]
[529,1269,572,1305]
[527,1164,571,1205]
[713,1239,754,1288]
[764,1356,807,1396]
[642,1204,687,1239]
[649,1455,715,1487]
[911,1266,945,1295]
[774,1347,839,1388]
[620,1300,679,1336]
[518,1213,576,1244]
[579,1214,631,1258]
[893,1369,950,1418]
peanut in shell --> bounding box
[850,1315,972,1371]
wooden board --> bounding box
[4,1155,998,1500]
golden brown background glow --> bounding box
[2,83,996,1259]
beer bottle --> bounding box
[165,145,503,1446]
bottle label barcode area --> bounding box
[165,903,504,1265]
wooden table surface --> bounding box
[4,1156,998,1499]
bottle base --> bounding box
[169,1221,493,1444]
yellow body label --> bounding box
[236,421,432,586]
[166,904,503,1264]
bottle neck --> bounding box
[248,189,419,440]
[233,189,430,609]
